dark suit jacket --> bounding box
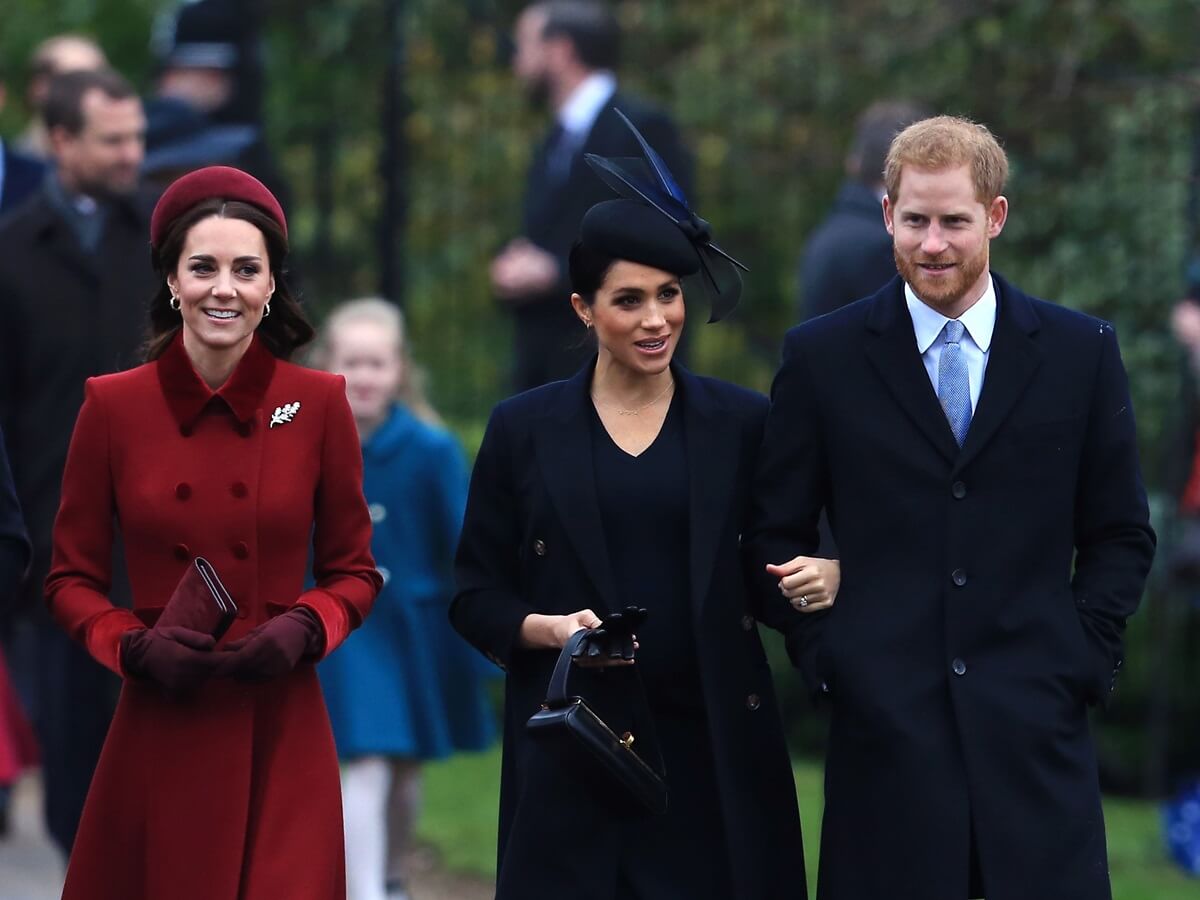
[511,93,692,390]
[0,143,45,216]
[0,425,30,611]
[452,362,805,900]
[798,180,895,321]
[0,183,158,611]
[745,274,1155,900]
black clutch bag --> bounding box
[526,628,667,816]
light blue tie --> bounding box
[938,320,971,446]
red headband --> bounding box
[150,166,287,250]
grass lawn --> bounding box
[417,748,1196,897]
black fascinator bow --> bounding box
[584,109,748,322]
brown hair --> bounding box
[144,199,314,361]
[884,115,1009,204]
[309,298,442,426]
[42,67,136,135]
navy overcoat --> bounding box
[452,362,806,900]
[745,274,1156,900]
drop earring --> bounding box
[263,302,271,318]
[169,293,181,311]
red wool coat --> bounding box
[45,333,381,900]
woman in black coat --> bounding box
[452,134,837,899]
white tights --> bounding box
[341,756,423,900]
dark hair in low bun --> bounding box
[143,199,314,362]
[567,239,619,306]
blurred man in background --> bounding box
[0,67,154,857]
[14,35,108,160]
[145,0,290,202]
[493,0,692,391]
[798,100,928,322]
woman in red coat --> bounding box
[45,166,381,900]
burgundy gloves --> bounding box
[120,608,325,692]
[120,626,220,698]
[216,607,325,683]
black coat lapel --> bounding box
[532,363,619,614]
[954,276,1042,472]
[864,279,960,464]
[680,368,739,619]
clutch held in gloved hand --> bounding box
[573,606,648,662]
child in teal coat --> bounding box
[314,299,495,900]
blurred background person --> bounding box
[0,427,33,839]
[144,0,291,204]
[313,298,496,900]
[797,100,929,322]
[0,64,45,216]
[492,0,692,392]
[14,35,108,160]
[0,66,152,858]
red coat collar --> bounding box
[156,331,278,429]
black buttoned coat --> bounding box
[745,275,1156,900]
[452,363,806,900]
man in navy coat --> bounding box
[746,116,1155,900]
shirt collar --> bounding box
[156,330,277,429]
[905,275,997,354]
[557,71,617,136]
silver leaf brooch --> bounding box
[270,401,301,428]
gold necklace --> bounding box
[592,379,675,416]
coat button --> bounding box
[820,681,831,694]
[231,481,248,498]
[175,483,191,501]
[952,658,967,676]
[952,481,967,499]
[951,568,967,587]
[741,614,755,631]
[236,421,253,438]
[179,424,193,438]
[533,539,547,557]
[232,541,249,560]
[746,693,761,710]
[173,543,191,562]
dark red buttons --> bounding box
[232,541,249,560]
[231,482,248,498]
[175,483,191,500]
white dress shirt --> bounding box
[557,70,617,139]
[905,276,997,414]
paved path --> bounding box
[0,775,62,900]
[0,772,493,900]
